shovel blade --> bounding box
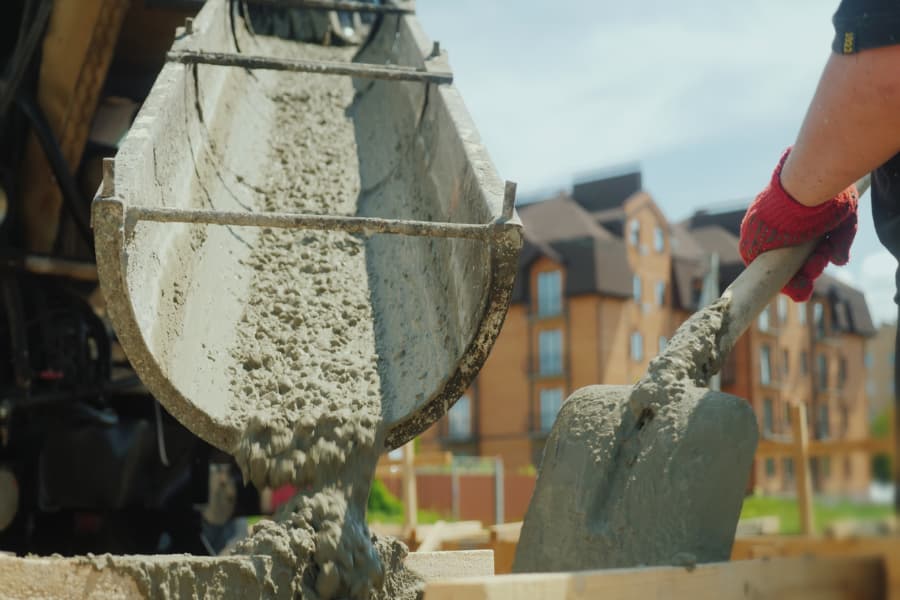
[514,384,758,573]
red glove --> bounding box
[739,148,858,302]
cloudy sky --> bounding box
[417,0,898,325]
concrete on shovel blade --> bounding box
[513,383,758,573]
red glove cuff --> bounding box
[739,148,859,302]
[740,148,858,266]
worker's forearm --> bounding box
[781,44,900,206]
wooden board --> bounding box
[734,535,900,599]
[424,556,885,600]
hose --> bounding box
[13,94,94,250]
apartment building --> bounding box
[866,323,896,421]
[419,172,876,495]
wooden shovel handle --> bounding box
[716,174,870,357]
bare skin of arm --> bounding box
[781,44,900,207]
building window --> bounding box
[659,336,668,354]
[763,398,774,434]
[539,330,563,376]
[633,275,642,303]
[540,388,564,433]
[817,354,828,390]
[784,402,793,427]
[865,352,873,369]
[837,357,847,389]
[814,302,825,339]
[653,226,664,253]
[629,219,640,246]
[448,395,472,439]
[822,456,832,477]
[765,458,776,477]
[778,296,788,324]
[801,351,809,375]
[537,270,562,317]
[630,331,644,362]
[758,306,770,332]
[760,345,772,386]
[782,349,789,377]
[655,281,666,307]
[798,302,807,326]
[817,404,831,439]
[783,458,794,479]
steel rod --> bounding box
[127,206,505,240]
[167,50,452,84]
[242,0,414,14]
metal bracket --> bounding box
[240,0,415,13]
[167,50,453,84]
[126,206,514,240]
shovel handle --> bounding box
[716,174,870,357]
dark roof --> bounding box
[671,255,707,312]
[513,193,633,302]
[683,207,745,238]
[572,171,642,213]
[814,273,877,336]
[512,180,876,339]
[669,222,706,260]
[687,225,743,265]
[518,194,612,243]
[551,237,632,298]
[511,235,633,304]
[590,207,628,237]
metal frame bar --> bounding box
[241,0,414,14]
[166,50,452,84]
[126,207,510,240]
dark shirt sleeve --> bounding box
[833,0,900,54]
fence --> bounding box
[752,403,893,534]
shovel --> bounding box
[514,176,868,572]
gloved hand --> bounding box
[739,148,859,302]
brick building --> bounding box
[419,171,876,495]
[866,323,896,421]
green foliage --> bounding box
[870,408,893,482]
[366,479,449,524]
[740,495,892,535]
[368,479,404,516]
[517,464,537,476]
[872,409,892,438]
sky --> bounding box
[417,0,898,325]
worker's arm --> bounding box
[738,0,900,302]
[782,45,900,207]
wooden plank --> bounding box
[757,437,893,457]
[402,441,418,538]
[405,550,494,580]
[20,0,130,252]
[792,403,815,535]
[414,521,485,550]
[375,450,452,478]
[733,535,900,599]
[416,520,447,553]
[424,556,885,600]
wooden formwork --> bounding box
[0,550,885,599]
[733,535,900,599]
[424,555,886,600]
